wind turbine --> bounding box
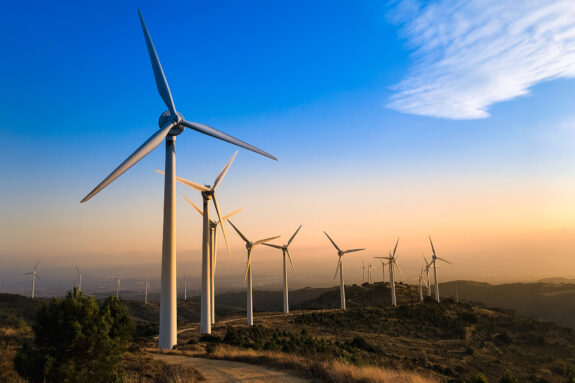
[24,261,40,298]
[418,266,424,302]
[378,259,388,283]
[157,151,238,334]
[181,195,241,324]
[375,239,403,307]
[228,221,279,326]
[423,255,432,297]
[262,225,302,314]
[324,232,365,310]
[114,275,121,299]
[367,264,373,284]
[75,265,82,292]
[145,278,151,304]
[455,284,459,304]
[80,11,276,349]
[429,236,452,302]
[184,276,188,301]
[362,259,366,283]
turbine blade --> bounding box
[287,225,302,246]
[395,262,404,280]
[436,256,453,265]
[81,122,175,202]
[333,256,342,280]
[343,248,365,254]
[262,243,283,249]
[181,120,277,161]
[222,208,242,222]
[182,195,203,216]
[323,231,341,252]
[422,255,430,266]
[429,236,436,256]
[23,272,33,275]
[213,151,238,190]
[138,10,177,116]
[286,248,296,276]
[212,195,232,258]
[392,238,399,258]
[244,249,254,282]
[228,220,250,244]
[34,261,40,271]
[155,170,210,191]
[254,236,281,245]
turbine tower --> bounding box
[228,221,279,326]
[418,266,424,302]
[157,151,238,334]
[182,195,241,324]
[114,275,121,299]
[80,11,276,349]
[262,225,302,314]
[362,259,366,283]
[24,261,40,298]
[429,236,452,302]
[145,279,151,304]
[75,265,82,292]
[367,264,373,284]
[324,232,365,310]
[423,255,432,297]
[378,259,387,283]
[375,239,403,307]
[184,277,188,301]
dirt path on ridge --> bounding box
[151,353,312,383]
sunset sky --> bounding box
[2,1,575,296]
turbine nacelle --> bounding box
[158,111,185,136]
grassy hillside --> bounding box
[440,280,575,328]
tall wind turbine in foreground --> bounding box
[75,265,82,292]
[263,225,302,314]
[375,239,402,307]
[80,11,276,349]
[228,221,279,326]
[324,232,365,310]
[182,195,241,324]
[24,261,40,298]
[157,151,238,334]
[429,236,452,302]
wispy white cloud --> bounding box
[387,0,575,119]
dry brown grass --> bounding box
[205,344,438,383]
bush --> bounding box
[14,288,134,383]
[470,373,489,383]
[500,370,518,383]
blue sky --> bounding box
[2,1,575,294]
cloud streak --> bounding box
[387,0,575,119]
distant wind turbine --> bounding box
[145,278,151,304]
[24,261,40,298]
[157,151,238,334]
[75,265,82,292]
[429,236,452,302]
[375,239,403,307]
[418,266,424,302]
[182,196,241,324]
[228,220,279,326]
[114,275,121,299]
[378,259,388,283]
[362,259,366,283]
[184,277,188,301]
[262,225,302,314]
[324,232,365,310]
[80,10,276,350]
[423,255,432,297]
[367,264,373,284]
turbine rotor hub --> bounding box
[159,110,185,136]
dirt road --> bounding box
[151,353,312,382]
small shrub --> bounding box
[470,373,489,383]
[500,370,518,383]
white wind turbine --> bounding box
[183,277,188,301]
[367,264,373,284]
[182,195,242,324]
[157,151,238,334]
[24,261,40,298]
[145,278,151,304]
[80,11,276,349]
[324,232,365,310]
[378,259,388,283]
[375,239,403,307]
[75,265,82,292]
[362,259,366,283]
[114,275,121,299]
[429,236,452,303]
[262,225,302,314]
[228,221,279,326]
[418,266,424,302]
[423,255,432,297]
